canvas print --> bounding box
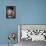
[18,25,46,41]
[18,24,46,46]
[6,6,16,19]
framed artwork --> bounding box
[18,24,46,41]
[6,6,16,19]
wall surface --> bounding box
[0,0,46,44]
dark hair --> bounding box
[7,6,13,10]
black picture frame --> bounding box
[6,6,16,19]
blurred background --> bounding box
[0,0,46,46]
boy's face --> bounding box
[7,9,15,16]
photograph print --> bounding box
[6,6,16,19]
